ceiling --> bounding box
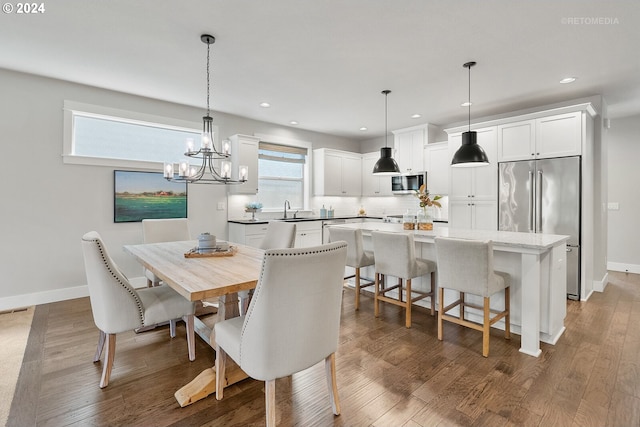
[1,0,638,140]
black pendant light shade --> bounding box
[373,146,400,175]
[373,90,401,175]
[451,61,489,167]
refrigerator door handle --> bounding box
[528,170,534,232]
[536,170,543,232]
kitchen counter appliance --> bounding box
[391,172,427,194]
[498,156,581,299]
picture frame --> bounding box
[114,170,187,223]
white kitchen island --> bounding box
[331,222,569,357]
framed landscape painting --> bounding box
[114,170,187,223]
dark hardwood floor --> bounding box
[7,271,640,426]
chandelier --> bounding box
[164,34,248,184]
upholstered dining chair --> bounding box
[214,241,348,427]
[239,220,297,315]
[434,237,511,357]
[371,231,437,328]
[259,221,297,250]
[142,218,191,287]
[328,226,375,310]
[81,231,196,388]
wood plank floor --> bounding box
[7,271,640,426]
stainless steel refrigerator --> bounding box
[498,156,581,299]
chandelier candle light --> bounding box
[165,34,248,184]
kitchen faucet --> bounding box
[283,200,291,219]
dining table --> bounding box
[123,240,264,407]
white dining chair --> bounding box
[435,237,510,357]
[81,231,196,388]
[371,231,437,328]
[239,221,297,315]
[214,241,348,427]
[328,226,375,310]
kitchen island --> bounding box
[330,222,569,357]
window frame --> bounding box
[62,100,206,170]
[254,133,312,211]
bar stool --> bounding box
[434,237,510,357]
[328,226,375,310]
[371,231,436,328]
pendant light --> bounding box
[373,90,401,175]
[451,61,489,167]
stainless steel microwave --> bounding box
[391,172,427,194]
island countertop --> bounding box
[330,222,569,251]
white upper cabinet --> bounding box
[497,120,535,162]
[362,151,393,196]
[393,125,429,173]
[228,134,260,194]
[535,112,582,158]
[497,112,583,162]
[448,127,498,200]
[313,148,362,196]
[424,142,449,195]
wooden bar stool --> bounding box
[371,231,436,328]
[434,237,510,357]
[328,226,375,310]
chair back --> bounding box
[435,237,499,297]
[328,226,373,268]
[239,241,347,380]
[371,231,419,278]
[259,221,296,250]
[142,218,191,243]
[81,231,144,333]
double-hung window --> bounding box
[257,142,308,210]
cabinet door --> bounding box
[448,133,473,198]
[341,155,362,196]
[472,200,497,230]
[449,200,473,229]
[228,135,260,194]
[395,129,425,173]
[424,142,449,195]
[324,152,344,196]
[535,112,582,158]
[497,120,535,162]
[472,127,498,199]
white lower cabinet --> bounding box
[294,221,322,248]
[449,200,497,230]
[228,222,268,248]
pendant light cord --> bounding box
[206,41,211,117]
[385,92,388,148]
[468,64,471,132]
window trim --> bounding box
[254,133,313,211]
[62,100,205,170]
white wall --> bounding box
[607,114,640,273]
[0,68,359,310]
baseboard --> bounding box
[0,276,148,312]
[593,272,609,293]
[608,262,640,275]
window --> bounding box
[63,101,204,169]
[258,142,308,209]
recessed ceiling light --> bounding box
[411,114,422,119]
[259,102,271,108]
[359,127,368,131]
[559,77,576,84]
[290,120,299,125]
[461,102,472,107]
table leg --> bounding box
[519,252,542,357]
[174,293,249,407]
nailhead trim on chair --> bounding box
[86,236,145,324]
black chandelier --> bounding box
[164,34,248,184]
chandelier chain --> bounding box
[206,41,211,117]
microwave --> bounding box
[391,172,427,194]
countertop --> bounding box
[228,215,382,225]
[331,222,569,251]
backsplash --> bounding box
[228,194,448,221]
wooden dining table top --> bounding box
[123,240,264,301]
